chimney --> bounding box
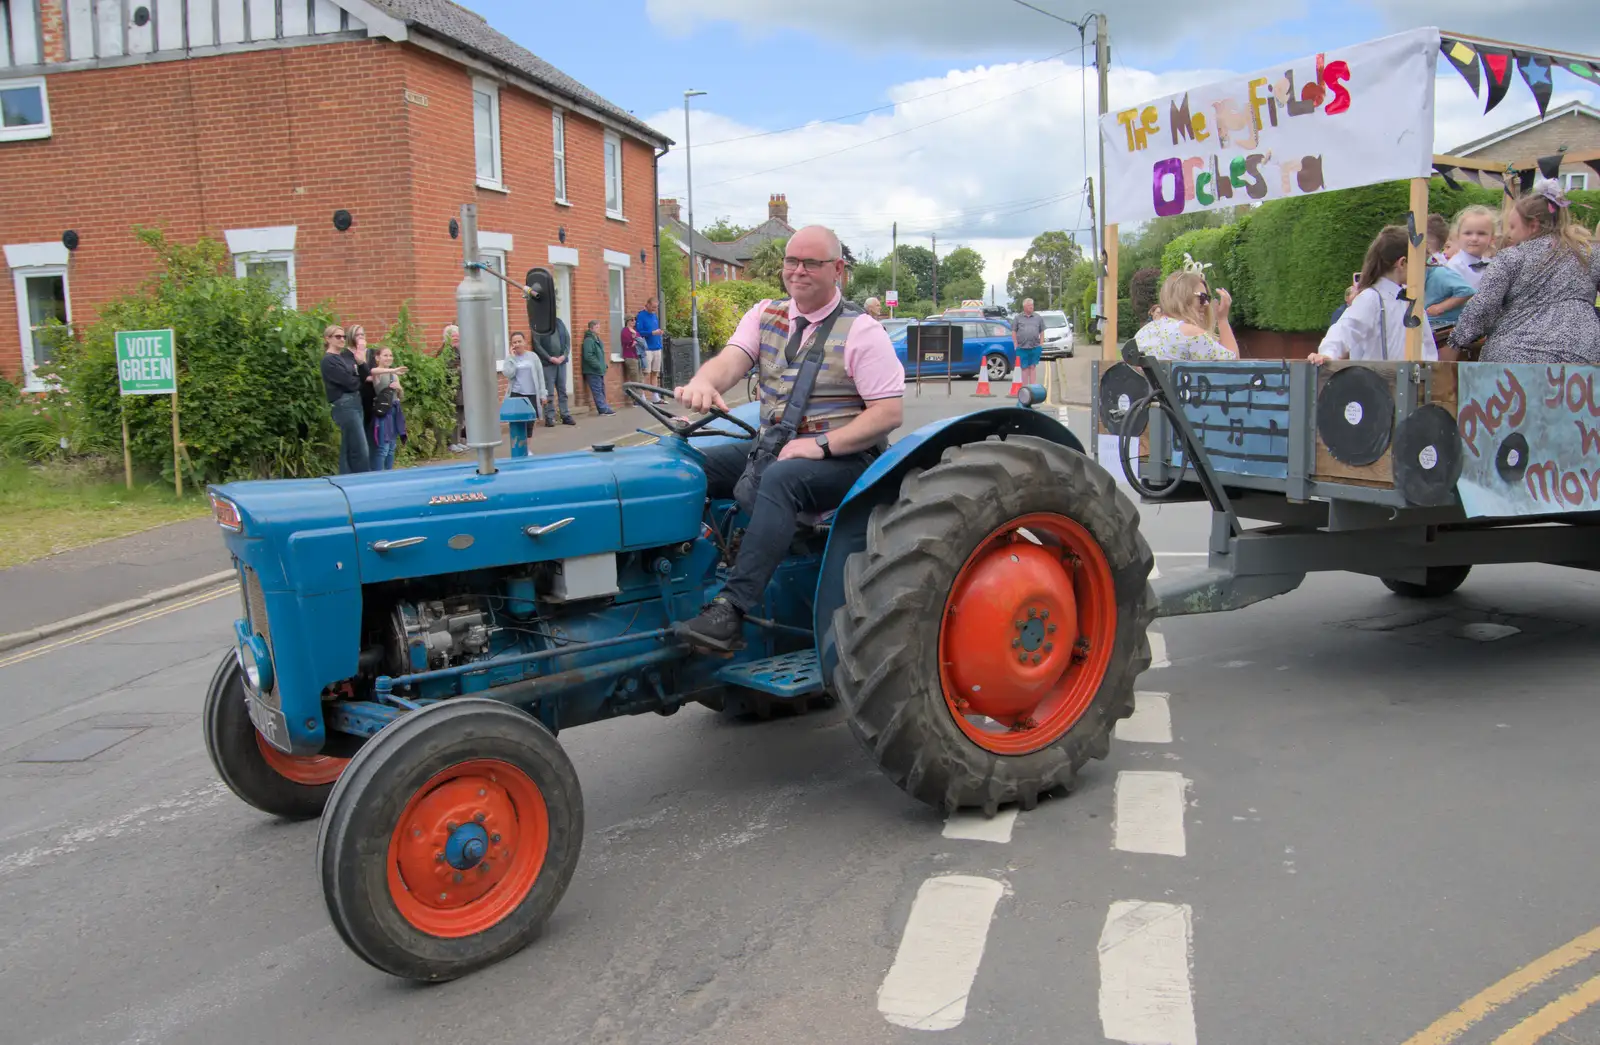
[659,198,681,222]
[768,193,789,225]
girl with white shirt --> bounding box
[1308,226,1439,364]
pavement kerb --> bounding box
[0,569,238,654]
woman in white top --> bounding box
[1309,225,1438,363]
[1133,269,1240,361]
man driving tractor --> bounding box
[673,225,906,651]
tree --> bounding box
[938,246,985,290]
[659,228,691,338]
[891,244,936,300]
[847,256,891,302]
[702,217,751,242]
[746,237,789,281]
[941,276,986,305]
[1007,231,1085,310]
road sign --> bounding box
[886,290,899,307]
[114,329,176,395]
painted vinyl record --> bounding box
[1315,366,1394,466]
[1099,363,1151,436]
[1393,404,1464,507]
[1495,431,1530,484]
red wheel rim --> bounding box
[937,512,1118,756]
[255,732,348,786]
[386,759,549,939]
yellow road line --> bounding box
[1489,973,1600,1044]
[1402,925,1600,1045]
[0,584,238,670]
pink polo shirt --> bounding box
[728,291,906,402]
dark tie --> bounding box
[783,316,812,365]
[1470,260,1489,271]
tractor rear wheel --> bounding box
[1382,565,1471,599]
[203,652,347,820]
[832,436,1155,815]
[317,699,583,982]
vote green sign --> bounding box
[114,329,177,395]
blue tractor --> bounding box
[201,209,1156,981]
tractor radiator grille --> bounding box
[240,564,282,711]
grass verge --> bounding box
[0,462,211,569]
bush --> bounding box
[1128,267,1161,322]
[380,302,455,466]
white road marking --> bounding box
[1115,692,1172,744]
[1156,551,1208,557]
[877,875,1005,1031]
[943,808,1018,843]
[1114,771,1189,857]
[1460,622,1520,642]
[0,783,229,878]
[1148,630,1169,669]
[1098,901,1198,1045]
[1151,562,1161,580]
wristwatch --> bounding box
[815,434,833,459]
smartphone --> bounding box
[1352,271,1362,287]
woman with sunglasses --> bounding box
[319,325,370,473]
[1133,270,1240,361]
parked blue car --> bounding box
[889,319,1018,382]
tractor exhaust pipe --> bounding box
[455,204,500,477]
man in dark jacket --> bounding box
[533,317,575,427]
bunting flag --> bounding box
[1518,52,1555,116]
[1564,61,1600,83]
[1481,47,1515,112]
[1588,159,1600,183]
[1438,167,1463,191]
[1441,39,1481,95]
[1536,153,1565,180]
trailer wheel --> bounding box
[832,436,1156,815]
[203,652,347,820]
[317,699,582,982]
[1382,565,1471,599]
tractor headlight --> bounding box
[233,620,274,692]
[210,491,243,532]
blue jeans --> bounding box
[374,440,397,470]
[585,373,613,413]
[330,393,370,474]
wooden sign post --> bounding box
[113,328,179,495]
[1102,225,1120,361]
[1405,176,1429,361]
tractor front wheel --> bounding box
[203,652,348,820]
[832,436,1156,815]
[316,699,583,982]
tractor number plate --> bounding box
[247,689,292,753]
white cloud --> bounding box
[1378,0,1600,53]
[651,51,1600,297]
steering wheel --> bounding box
[622,382,758,441]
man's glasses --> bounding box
[783,257,837,273]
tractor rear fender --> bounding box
[813,407,1086,680]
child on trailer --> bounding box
[1446,179,1600,366]
[1445,205,1498,291]
[1308,226,1439,364]
[1424,214,1475,333]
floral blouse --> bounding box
[1134,315,1235,361]
[1448,236,1600,365]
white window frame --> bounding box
[1565,172,1590,192]
[6,242,72,392]
[552,110,569,204]
[476,233,512,362]
[606,264,626,363]
[0,76,51,142]
[603,131,624,219]
[224,226,298,309]
[473,77,503,191]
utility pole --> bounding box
[684,89,707,352]
[1094,13,1110,343]
[891,221,898,318]
[931,233,938,311]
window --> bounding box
[225,226,297,308]
[552,111,568,203]
[479,248,509,360]
[6,243,71,391]
[473,79,502,190]
[1565,173,1590,192]
[604,132,623,218]
[0,77,51,143]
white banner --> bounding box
[1099,28,1440,227]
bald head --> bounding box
[788,225,841,261]
[782,224,846,312]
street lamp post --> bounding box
[684,89,707,354]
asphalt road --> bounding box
[3,378,1599,1045]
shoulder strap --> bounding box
[777,301,850,432]
[1377,289,1389,360]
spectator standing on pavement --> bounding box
[1011,298,1046,389]
[440,323,466,452]
[502,331,543,418]
[349,324,380,464]
[864,296,883,318]
[319,325,369,474]
[636,297,666,403]
[534,316,576,427]
[581,320,616,415]
[620,315,643,402]
[369,346,409,470]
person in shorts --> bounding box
[636,297,666,403]
[1011,298,1046,389]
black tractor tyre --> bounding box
[203,652,343,820]
[831,436,1156,816]
[1382,565,1472,599]
[317,699,583,982]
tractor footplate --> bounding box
[715,650,825,699]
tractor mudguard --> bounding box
[813,406,1086,681]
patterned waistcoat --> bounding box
[754,299,866,434]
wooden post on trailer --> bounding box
[1101,225,1119,361]
[1405,176,1428,362]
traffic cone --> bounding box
[1007,365,1023,398]
[973,369,994,397]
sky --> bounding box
[457,0,1600,298]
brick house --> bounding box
[0,0,671,413]
[1447,101,1600,192]
[656,198,741,283]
